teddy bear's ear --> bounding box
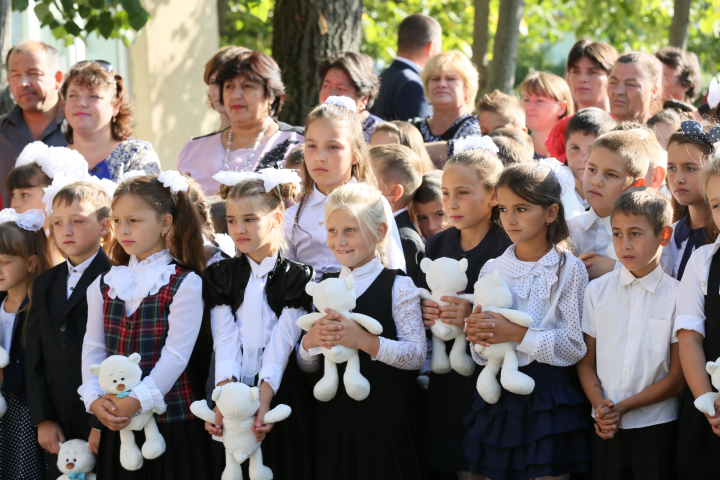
[211,386,222,402]
[459,258,468,273]
[58,441,63,448]
[128,352,141,364]
[345,275,354,290]
[707,361,719,375]
[251,386,260,402]
[305,281,316,296]
[89,365,101,376]
[420,257,432,274]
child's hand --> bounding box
[205,406,223,436]
[582,253,617,280]
[251,403,274,442]
[90,397,130,431]
[105,394,141,419]
[321,309,376,352]
[88,428,101,454]
[476,311,527,345]
[302,317,342,350]
[464,306,493,345]
[438,295,473,328]
[421,298,440,326]
[37,420,65,454]
[593,399,620,439]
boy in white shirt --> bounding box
[569,130,650,279]
[578,187,685,480]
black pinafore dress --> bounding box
[677,250,720,480]
[313,269,423,480]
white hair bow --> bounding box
[119,170,146,183]
[256,168,302,192]
[453,135,499,155]
[214,233,236,258]
[0,208,45,231]
[35,147,89,180]
[15,141,50,167]
[42,173,76,215]
[538,158,572,197]
[157,170,189,195]
[709,75,720,111]
[87,176,119,198]
[323,96,357,113]
[212,170,259,187]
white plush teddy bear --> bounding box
[89,353,166,471]
[471,270,536,404]
[296,276,384,402]
[694,357,720,416]
[190,382,291,480]
[56,438,96,480]
[417,257,476,376]
[0,344,8,418]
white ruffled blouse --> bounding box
[211,252,306,392]
[296,255,426,372]
[78,249,204,415]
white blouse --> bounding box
[78,249,204,415]
[211,252,306,392]
[0,299,15,352]
[470,245,588,367]
[296,255,426,371]
[283,179,406,279]
[674,237,720,337]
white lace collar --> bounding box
[105,249,177,302]
[339,254,383,296]
[691,237,720,295]
[247,251,278,279]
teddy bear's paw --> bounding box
[430,353,452,374]
[502,371,535,395]
[313,378,339,402]
[249,465,273,480]
[476,376,502,404]
[449,350,476,377]
[0,394,6,418]
[119,444,144,471]
[344,374,371,401]
[141,433,166,460]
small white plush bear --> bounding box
[89,353,166,471]
[471,270,536,404]
[417,257,476,376]
[0,344,8,418]
[694,357,720,416]
[56,438,97,480]
[296,275,384,402]
[190,382,291,480]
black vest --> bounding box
[318,269,416,410]
[704,251,720,362]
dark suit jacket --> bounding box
[371,59,433,121]
[25,248,110,427]
[395,210,425,283]
[0,292,29,405]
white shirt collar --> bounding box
[67,251,98,276]
[581,207,606,232]
[128,249,173,269]
[247,251,278,279]
[339,254,383,281]
[618,263,665,293]
[310,177,359,207]
[393,207,407,218]
[394,56,422,71]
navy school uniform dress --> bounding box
[676,249,720,480]
[417,225,512,473]
[202,253,316,480]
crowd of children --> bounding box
[0,92,720,480]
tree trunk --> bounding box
[272,0,363,126]
[217,0,227,37]
[669,0,692,49]
[473,0,490,92]
[0,0,14,116]
[484,0,525,94]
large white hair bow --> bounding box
[15,141,50,167]
[157,170,189,195]
[538,158,572,197]
[35,147,89,180]
[453,135,499,155]
[42,174,76,215]
[212,170,259,187]
[709,75,720,111]
[214,233,237,257]
[256,168,302,192]
[119,170,147,183]
[323,95,357,112]
[0,208,45,231]
[86,176,119,198]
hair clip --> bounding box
[681,120,720,148]
[538,158,571,197]
[0,208,45,232]
[323,96,357,113]
[709,75,720,111]
[452,135,499,155]
[157,170,189,195]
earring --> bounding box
[112,116,116,123]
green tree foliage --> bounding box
[222,0,720,91]
[11,0,150,46]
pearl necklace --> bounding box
[223,118,273,170]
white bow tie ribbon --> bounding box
[512,265,558,302]
[104,262,177,304]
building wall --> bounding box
[129,0,221,170]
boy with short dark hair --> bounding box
[578,187,684,480]
[25,181,112,476]
[476,89,526,135]
[412,170,446,242]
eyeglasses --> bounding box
[72,60,114,73]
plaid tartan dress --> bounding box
[99,266,195,423]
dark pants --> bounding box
[46,420,92,479]
[591,421,677,480]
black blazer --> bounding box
[25,248,110,426]
[395,210,425,283]
[371,59,433,121]
[0,292,29,405]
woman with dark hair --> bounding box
[62,61,160,181]
[565,39,619,112]
[204,45,250,131]
[177,51,304,194]
[318,51,383,142]
[655,46,702,104]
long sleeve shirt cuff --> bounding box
[373,336,396,364]
[297,337,321,373]
[470,341,488,365]
[673,314,706,337]
[517,328,543,356]
[129,377,165,414]
[78,381,106,414]
[258,364,282,394]
[215,359,241,385]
